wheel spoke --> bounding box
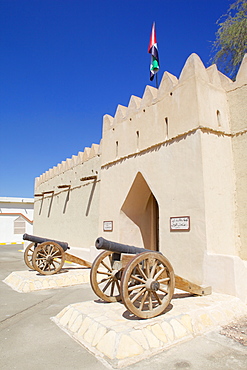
[139,290,148,311]
[153,291,162,305]
[41,262,48,271]
[128,283,146,292]
[148,292,153,311]
[145,259,151,278]
[102,278,113,293]
[158,277,170,283]
[100,260,112,273]
[36,252,47,258]
[136,264,148,281]
[98,276,111,285]
[130,287,146,303]
[110,280,115,296]
[154,266,166,280]
[37,258,46,264]
[51,249,60,257]
[150,260,158,279]
[130,274,146,284]
[97,270,112,277]
[43,248,49,256]
[158,285,169,294]
[53,259,61,265]
[115,279,121,293]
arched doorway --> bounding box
[121,172,159,251]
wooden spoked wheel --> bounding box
[32,241,65,275]
[24,242,35,270]
[121,252,175,319]
[90,251,122,302]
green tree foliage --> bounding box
[211,0,247,79]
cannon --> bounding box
[90,237,211,319]
[23,233,211,319]
[23,233,91,275]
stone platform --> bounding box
[3,267,90,293]
[52,292,247,368]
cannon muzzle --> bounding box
[95,237,152,255]
[23,233,69,251]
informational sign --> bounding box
[103,221,113,232]
[170,216,190,231]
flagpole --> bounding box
[155,73,158,89]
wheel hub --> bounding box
[111,269,121,280]
[46,255,53,263]
[145,278,160,291]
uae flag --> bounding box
[148,22,159,81]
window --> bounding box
[217,110,222,128]
[136,131,140,150]
[165,117,168,138]
[14,216,26,234]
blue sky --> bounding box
[0,0,232,198]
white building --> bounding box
[0,197,33,245]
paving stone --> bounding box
[116,334,144,359]
[199,312,214,327]
[59,306,74,327]
[170,318,188,339]
[68,309,80,329]
[151,323,168,343]
[70,314,83,333]
[92,325,107,346]
[180,314,193,332]
[84,321,99,344]
[142,327,160,348]
[96,330,116,359]
[77,317,93,337]
[161,321,175,342]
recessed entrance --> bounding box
[121,172,159,251]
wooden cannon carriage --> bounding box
[90,237,211,319]
[23,234,211,319]
[23,233,92,275]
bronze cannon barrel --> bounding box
[95,237,152,255]
[23,233,69,251]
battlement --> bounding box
[101,53,247,166]
[35,142,100,188]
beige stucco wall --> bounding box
[33,146,100,258]
[99,130,206,285]
[227,75,247,260]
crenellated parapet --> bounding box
[101,53,247,166]
[34,52,247,192]
[35,142,100,189]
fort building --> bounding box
[33,53,247,303]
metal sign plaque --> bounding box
[170,216,190,232]
[103,221,113,232]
